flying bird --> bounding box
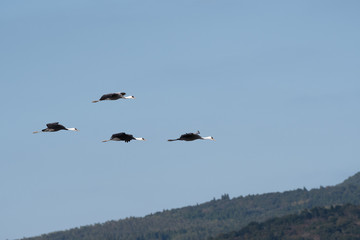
[102,132,146,143]
[168,131,215,142]
[33,122,79,134]
[92,92,135,103]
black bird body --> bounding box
[103,132,145,143]
[33,122,78,134]
[43,122,67,132]
[100,93,126,101]
[92,92,135,103]
[176,133,203,141]
[168,131,214,142]
[111,132,135,142]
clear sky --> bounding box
[1,1,360,239]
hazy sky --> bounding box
[1,1,360,239]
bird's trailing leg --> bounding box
[167,139,179,142]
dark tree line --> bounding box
[212,204,360,240]
[21,172,360,240]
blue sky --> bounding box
[1,1,360,239]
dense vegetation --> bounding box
[212,204,360,240]
[21,172,360,240]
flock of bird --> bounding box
[33,92,215,143]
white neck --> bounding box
[124,96,135,99]
[135,137,145,141]
[66,128,78,131]
[202,136,214,140]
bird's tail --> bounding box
[102,140,110,142]
[32,131,39,134]
[92,100,99,103]
[168,139,178,142]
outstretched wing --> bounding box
[180,133,196,139]
[99,92,125,100]
[46,122,66,131]
[178,131,202,141]
[111,132,134,142]
[111,132,126,139]
[181,133,193,137]
[123,133,134,142]
[100,93,116,100]
[46,122,60,128]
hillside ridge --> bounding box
[338,171,360,186]
[212,204,360,240]
[22,171,360,240]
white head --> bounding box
[125,95,135,99]
[202,136,215,141]
[67,128,79,131]
[135,137,146,141]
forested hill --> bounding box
[22,172,360,240]
[212,204,360,240]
